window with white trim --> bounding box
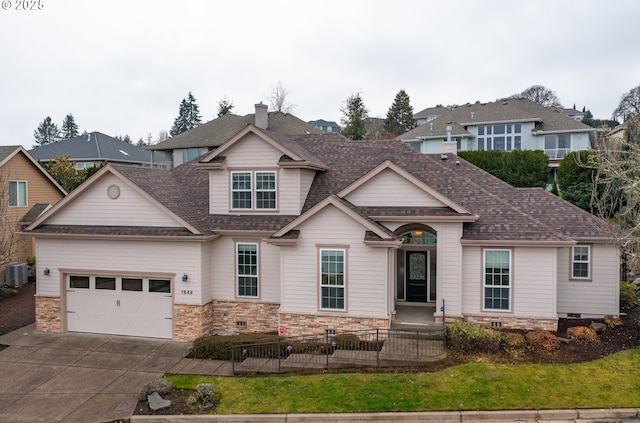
[237,243,258,297]
[483,249,511,311]
[477,124,522,151]
[182,148,201,163]
[320,249,345,310]
[231,171,276,210]
[8,181,27,207]
[572,245,590,279]
[75,162,95,170]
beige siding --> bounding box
[281,205,389,318]
[208,136,315,214]
[209,236,280,303]
[461,246,482,313]
[47,174,181,227]
[431,223,463,317]
[345,169,446,207]
[36,238,203,304]
[2,151,64,262]
[557,244,619,317]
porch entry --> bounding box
[396,228,436,303]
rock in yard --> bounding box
[148,391,171,411]
[590,322,607,334]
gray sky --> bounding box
[1,0,639,148]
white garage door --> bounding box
[66,274,173,339]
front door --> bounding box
[406,251,427,302]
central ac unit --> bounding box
[5,263,28,287]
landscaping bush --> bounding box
[525,330,560,351]
[620,281,638,311]
[187,383,221,410]
[501,332,527,352]
[190,333,279,360]
[567,326,599,343]
[447,322,502,353]
[139,378,172,401]
[331,333,360,350]
[604,315,622,328]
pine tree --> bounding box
[383,90,416,136]
[217,97,234,117]
[170,92,202,136]
[61,114,79,139]
[33,116,61,146]
[340,92,368,140]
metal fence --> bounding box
[231,326,446,374]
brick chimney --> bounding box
[255,102,268,129]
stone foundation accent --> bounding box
[279,312,390,337]
[173,302,215,341]
[463,314,558,332]
[35,296,61,333]
[208,301,280,335]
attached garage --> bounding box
[66,274,173,339]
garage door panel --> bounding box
[66,275,173,339]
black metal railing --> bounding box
[231,326,446,374]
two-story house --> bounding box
[1,146,65,274]
[308,119,340,133]
[24,125,618,341]
[400,99,596,171]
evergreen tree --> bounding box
[217,97,234,117]
[340,92,368,140]
[61,114,79,139]
[582,109,594,127]
[383,89,416,136]
[33,116,61,146]
[170,92,202,136]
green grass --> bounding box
[166,349,640,414]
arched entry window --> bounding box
[396,227,437,303]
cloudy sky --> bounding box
[1,0,638,148]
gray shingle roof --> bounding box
[29,133,610,243]
[0,145,20,164]
[28,132,166,165]
[147,112,323,151]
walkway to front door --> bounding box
[392,304,436,330]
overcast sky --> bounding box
[1,0,639,148]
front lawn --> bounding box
[165,348,640,414]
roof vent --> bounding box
[429,122,433,132]
[470,112,475,120]
[440,154,448,160]
[455,160,461,166]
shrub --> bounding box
[331,333,360,350]
[501,332,527,351]
[190,333,279,360]
[525,330,560,351]
[604,315,622,328]
[567,326,599,343]
[620,281,638,311]
[139,378,172,401]
[447,322,502,353]
[187,383,221,410]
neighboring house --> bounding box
[399,98,596,168]
[414,106,450,126]
[606,122,627,142]
[29,132,167,170]
[556,107,585,122]
[308,119,340,133]
[24,127,619,341]
[147,103,323,168]
[0,146,65,272]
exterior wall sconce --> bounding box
[43,268,50,276]
[182,273,188,282]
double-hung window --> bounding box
[320,249,345,310]
[237,243,258,297]
[483,249,511,311]
[231,171,276,210]
[8,181,27,207]
[571,245,590,279]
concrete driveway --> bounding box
[0,324,193,423]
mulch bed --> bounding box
[0,281,36,344]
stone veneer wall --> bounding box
[208,300,280,335]
[35,296,61,333]
[279,312,390,336]
[173,302,216,341]
[463,314,558,331]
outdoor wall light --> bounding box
[43,268,50,276]
[182,273,188,282]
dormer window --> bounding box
[231,171,277,210]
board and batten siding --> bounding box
[344,169,446,208]
[280,205,388,318]
[557,244,619,317]
[36,238,203,304]
[47,174,181,227]
[208,236,281,303]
